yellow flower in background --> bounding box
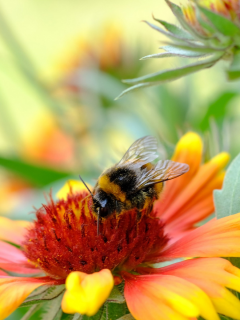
[199,0,240,20]
[183,0,240,30]
[0,132,240,320]
[52,22,142,95]
[55,23,123,79]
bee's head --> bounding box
[92,191,115,218]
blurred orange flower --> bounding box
[21,113,75,169]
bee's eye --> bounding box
[100,206,110,218]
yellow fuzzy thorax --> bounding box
[98,175,126,202]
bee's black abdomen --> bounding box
[109,167,136,193]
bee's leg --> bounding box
[97,207,100,235]
[137,210,142,222]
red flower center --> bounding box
[23,192,168,279]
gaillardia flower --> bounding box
[1,132,240,320]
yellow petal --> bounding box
[172,132,203,161]
[62,269,114,316]
[57,180,92,200]
[212,288,240,319]
[0,277,51,320]
[156,132,203,218]
[210,152,230,171]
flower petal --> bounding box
[160,152,229,225]
[0,276,58,320]
[123,271,218,320]
[0,216,31,245]
[61,269,114,316]
[57,180,92,200]
[165,171,225,236]
[0,240,40,274]
[158,258,240,320]
[153,212,240,262]
[155,132,203,218]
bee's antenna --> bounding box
[79,175,100,235]
[79,175,94,199]
[97,207,100,236]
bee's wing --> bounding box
[117,136,158,167]
[136,160,189,189]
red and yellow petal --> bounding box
[0,216,31,245]
[165,171,225,235]
[0,276,59,320]
[0,240,40,274]
[155,132,203,217]
[158,258,240,320]
[160,152,229,225]
[62,269,114,316]
[123,271,219,320]
[151,212,240,262]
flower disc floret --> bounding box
[23,191,168,279]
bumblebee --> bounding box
[81,136,189,234]
[80,136,189,226]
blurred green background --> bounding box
[0,0,240,224]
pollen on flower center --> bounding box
[23,192,168,279]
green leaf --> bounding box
[123,53,223,84]
[219,315,235,320]
[107,285,125,303]
[20,299,46,308]
[199,92,237,131]
[26,286,51,300]
[227,50,240,80]
[226,257,240,270]
[74,301,128,320]
[153,16,194,40]
[143,21,190,43]
[140,53,176,60]
[195,5,216,35]
[214,153,240,300]
[20,304,42,320]
[115,83,155,100]
[198,6,240,37]
[21,285,65,308]
[0,156,72,187]
[214,153,240,219]
[107,302,128,320]
[116,53,223,99]
[161,44,216,57]
[117,315,135,320]
[82,305,106,320]
[43,285,66,299]
[72,314,83,320]
[40,292,64,320]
